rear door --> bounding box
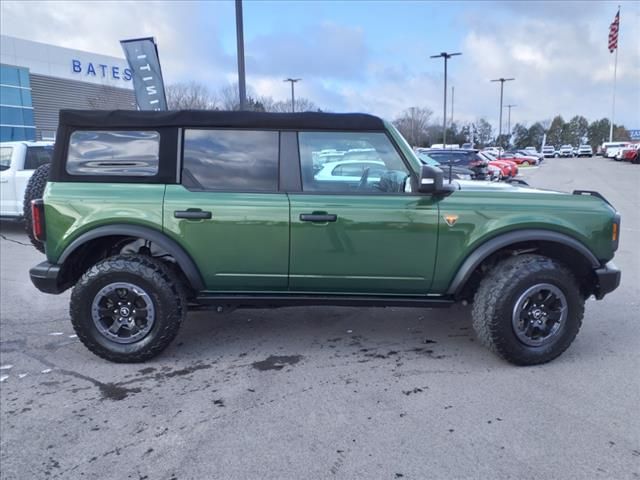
[288,131,440,295]
[14,145,54,212]
[0,145,16,215]
[163,129,289,291]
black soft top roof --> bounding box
[58,109,386,131]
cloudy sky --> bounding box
[2,0,639,129]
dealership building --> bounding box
[0,35,135,142]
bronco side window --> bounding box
[66,130,160,176]
[182,129,279,192]
[298,131,412,194]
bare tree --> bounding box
[393,107,433,147]
[166,82,218,110]
[267,97,319,113]
[219,82,268,111]
[219,83,242,111]
[540,118,552,132]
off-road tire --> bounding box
[70,254,187,363]
[471,254,584,366]
[22,163,50,253]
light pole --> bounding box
[430,52,462,147]
[504,104,517,137]
[491,77,514,148]
[235,0,247,110]
[451,86,455,128]
[284,78,301,112]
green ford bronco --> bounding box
[28,110,621,365]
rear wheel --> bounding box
[70,255,186,362]
[22,163,50,253]
[471,254,584,365]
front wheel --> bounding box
[70,255,187,362]
[471,254,584,365]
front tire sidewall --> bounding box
[472,255,584,366]
[491,272,582,365]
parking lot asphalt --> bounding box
[1,156,639,480]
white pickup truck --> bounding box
[0,141,54,218]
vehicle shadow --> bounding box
[0,219,27,234]
[169,303,487,366]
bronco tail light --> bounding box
[31,199,46,242]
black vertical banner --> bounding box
[120,37,167,111]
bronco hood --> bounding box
[453,180,564,195]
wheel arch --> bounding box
[447,229,600,299]
[57,224,205,292]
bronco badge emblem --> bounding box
[443,214,459,227]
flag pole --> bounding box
[609,6,620,142]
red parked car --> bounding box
[621,145,639,164]
[497,152,539,166]
[479,152,518,177]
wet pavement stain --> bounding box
[0,339,26,353]
[402,387,428,396]
[251,355,303,371]
[157,363,211,379]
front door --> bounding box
[289,131,439,295]
[163,129,289,291]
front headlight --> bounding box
[460,174,472,180]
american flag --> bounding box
[608,9,620,53]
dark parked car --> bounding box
[416,152,474,180]
[424,149,489,180]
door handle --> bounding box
[300,213,337,222]
[174,209,212,220]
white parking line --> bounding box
[0,365,13,370]
[0,375,8,382]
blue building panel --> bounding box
[0,64,35,142]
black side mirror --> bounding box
[418,165,444,193]
[419,165,456,195]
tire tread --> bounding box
[70,254,186,363]
[472,254,584,365]
[22,163,50,253]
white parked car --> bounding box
[0,141,54,218]
[430,144,460,150]
[602,142,630,159]
[558,145,574,157]
[314,159,387,183]
[482,147,501,156]
[542,145,557,158]
[576,145,593,157]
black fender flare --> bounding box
[446,229,600,296]
[58,224,205,291]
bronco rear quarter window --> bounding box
[66,130,160,176]
[182,129,279,192]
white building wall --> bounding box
[1,35,133,90]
